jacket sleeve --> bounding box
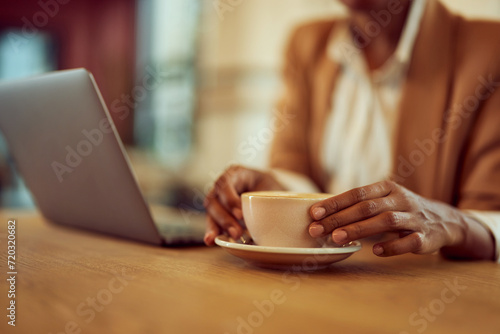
[457,71,500,262]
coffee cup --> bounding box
[241,191,332,248]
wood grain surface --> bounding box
[0,211,499,334]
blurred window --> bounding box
[0,29,55,79]
[0,29,56,207]
[134,0,200,169]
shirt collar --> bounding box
[328,0,427,81]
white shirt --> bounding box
[323,0,426,194]
[271,0,500,261]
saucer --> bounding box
[215,235,361,270]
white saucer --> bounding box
[215,235,361,270]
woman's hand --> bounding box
[308,180,495,260]
[203,165,284,246]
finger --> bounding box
[205,197,242,239]
[310,180,395,220]
[372,232,425,257]
[204,215,220,246]
[310,196,398,236]
[327,211,412,243]
[216,178,244,220]
[213,166,255,220]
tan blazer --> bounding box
[270,0,500,210]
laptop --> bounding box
[0,68,206,246]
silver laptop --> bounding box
[0,68,206,245]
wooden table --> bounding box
[1,211,499,334]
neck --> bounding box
[348,0,411,70]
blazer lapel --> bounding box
[393,0,456,200]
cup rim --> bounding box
[241,191,332,200]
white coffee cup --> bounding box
[241,191,332,248]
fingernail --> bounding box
[309,224,324,237]
[232,208,243,220]
[204,232,214,245]
[332,229,347,244]
[373,245,383,256]
[228,227,239,239]
[312,207,326,220]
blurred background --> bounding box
[0,0,499,210]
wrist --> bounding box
[440,208,495,261]
[267,168,319,193]
[256,170,287,191]
[268,173,288,191]
[444,208,469,248]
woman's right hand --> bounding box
[203,165,285,245]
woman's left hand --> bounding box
[308,180,484,257]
